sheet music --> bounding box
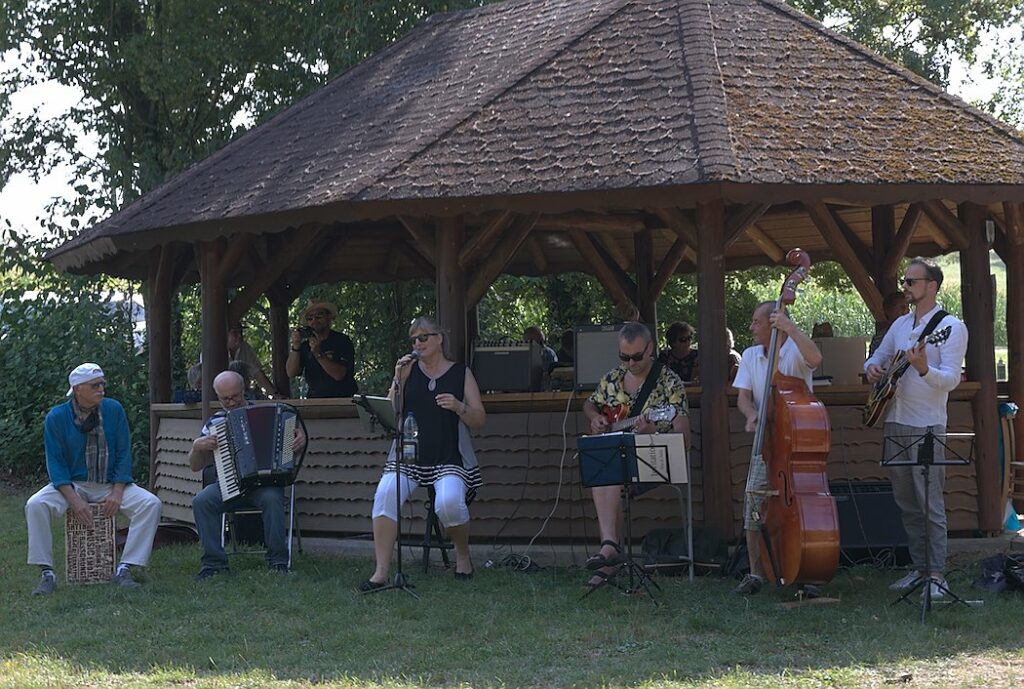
[632,433,688,484]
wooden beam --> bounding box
[1002,203,1024,466]
[467,213,539,307]
[568,229,636,312]
[399,215,437,266]
[805,201,884,320]
[959,202,1001,533]
[198,241,229,421]
[536,211,646,233]
[436,216,467,362]
[871,205,897,298]
[696,198,733,538]
[744,222,785,263]
[828,205,873,268]
[395,240,436,277]
[146,245,175,488]
[525,235,548,273]
[634,227,656,326]
[651,235,692,297]
[921,200,969,250]
[227,225,322,326]
[881,203,923,279]
[724,202,770,249]
[652,207,698,246]
[215,232,257,284]
[1004,201,1024,245]
[598,231,630,271]
[267,292,292,398]
[458,210,513,269]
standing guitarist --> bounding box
[581,321,690,591]
[864,258,968,600]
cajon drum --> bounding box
[65,503,116,584]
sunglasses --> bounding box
[306,312,330,321]
[618,349,649,362]
[902,277,931,286]
[409,332,438,343]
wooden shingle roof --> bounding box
[49,0,1024,272]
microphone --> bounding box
[409,350,421,360]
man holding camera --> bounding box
[286,301,358,398]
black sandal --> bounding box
[585,540,624,571]
[358,579,386,592]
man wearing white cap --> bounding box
[25,363,162,595]
[286,301,358,398]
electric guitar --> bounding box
[862,326,952,427]
[601,405,677,432]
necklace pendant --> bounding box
[428,378,437,392]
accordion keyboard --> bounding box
[213,420,243,501]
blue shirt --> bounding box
[44,398,134,488]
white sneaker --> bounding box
[889,570,921,591]
[921,577,949,600]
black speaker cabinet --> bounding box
[574,323,655,390]
[472,341,542,393]
[829,480,910,566]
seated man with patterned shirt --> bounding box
[580,321,690,591]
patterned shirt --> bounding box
[588,363,688,432]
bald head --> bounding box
[213,370,246,409]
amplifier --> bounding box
[472,341,543,393]
[574,323,655,390]
[829,480,910,566]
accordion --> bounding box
[213,403,301,501]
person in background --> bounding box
[731,303,822,595]
[726,327,742,382]
[524,325,558,372]
[556,329,575,366]
[227,323,281,398]
[658,321,699,384]
[361,317,486,590]
[26,363,162,595]
[868,291,911,356]
[287,301,358,398]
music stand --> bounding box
[577,433,687,603]
[352,392,418,598]
[882,428,977,622]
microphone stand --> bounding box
[364,355,418,598]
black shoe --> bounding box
[358,578,387,592]
[454,569,474,580]
[585,540,624,571]
[196,567,228,581]
[32,571,57,596]
[730,574,764,595]
[269,564,291,574]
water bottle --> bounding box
[401,412,418,463]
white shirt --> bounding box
[733,338,816,412]
[863,303,968,427]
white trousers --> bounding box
[372,473,469,528]
[26,482,162,569]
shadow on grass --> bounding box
[2,486,1021,688]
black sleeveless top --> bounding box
[403,361,466,467]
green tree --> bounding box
[788,0,1022,86]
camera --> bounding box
[297,325,316,338]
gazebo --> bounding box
[48,0,1024,542]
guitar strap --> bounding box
[628,360,663,418]
[916,310,948,344]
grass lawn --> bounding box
[2,482,1022,689]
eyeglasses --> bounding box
[902,277,931,286]
[618,346,650,362]
[410,332,438,343]
[87,381,106,390]
[217,392,244,405]
[306,311,330,321]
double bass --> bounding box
[750,249,839,588]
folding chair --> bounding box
[221,483,302,569]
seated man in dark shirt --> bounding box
[286,301,358,398]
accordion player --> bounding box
[212,403,303,501]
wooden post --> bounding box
[871,205,897,297]
[198,241,229,421]
[696,199,732,538]
[959,202,1000,533]
[268,292,292,397]
[634,226,656,330]
[436,216,467,362]
[1003,202,1024,466]
[145,246,175,488]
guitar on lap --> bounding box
[862,325,952,427]
[601,405,677,433]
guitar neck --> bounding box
[609,415,639,433]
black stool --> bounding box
[401,486,453,573]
